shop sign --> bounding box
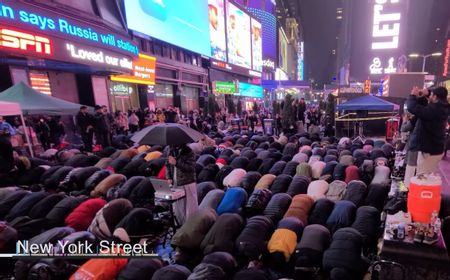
[211,59,261,78]
[213,81,236,94]
[443,39,450,77]
[110,82,133,96]
[110,54,156,85]
[0,1,138,56]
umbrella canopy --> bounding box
[336,95,400,111]
[0,82,84,115]
[131,123,205,146]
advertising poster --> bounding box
[226,2,251,69]
[208,0,227,61]
[124,0,211,57]
[278,28,288,74]
[251,19,263,72]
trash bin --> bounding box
[264,119,274,135]
[386,118,399,141]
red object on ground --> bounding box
[408,175,441,223]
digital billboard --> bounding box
[124,0,211,57]
[236,82,263,98]
[279,28,288,74]
[110,54,156,85]
[209,0,227,61]
[251,19,263,72]
[226,2,252,69]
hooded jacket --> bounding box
[235,215,274,260]
[284,194,315,225]
[200,213,244,254]
[407,95,450,155]
[65,198,107,231]
[294,224,331,268]
[171,208,218,250]
[166,145,196,186]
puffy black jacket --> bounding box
[235,215,274,260]
[166,145,196,186]
[407,95,449,155]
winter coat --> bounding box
[117,176,145,199]
[269,161,287,176]
[128,179,155,210]
[322,161,338,177]
[88,198,133,240]
[84,170,111,191]
[223,168,247,187]
[323,227,367,279]
[215,166,234,189]
[0,190,29,219]
[216,187,247,215]
[245,188,272,216]
[230,157,250,170]
[326,201,357,234]
[46,196,87,228]
[332,163,347,181]
[257,158,277,175]
[70,257,128,280]
[307,180,329,201]
[94,157,113,169]
[5,192,48,222]
[151,265,191,280]
[407,95,450,155]
[166,145,196,186]
[294,224,331,268]
[120,158,145,177]
[197,182,217,204]
[240,171,262,194]
[201,251,237,279]
[187,263,225,280]
[109,156,130,172]
[246,158,263,171]
[117,258,164,280]
[283,161,299,176]
[113,208,155,242]
[233,268,270,280]
[296,162,312,178]
[343,180,367,207]
[65,198,107,231]
[365,183,389,212]
[270,174,293,194]
[255,174,276,189]
[285,176,309,197]
[200,213,244,254]
[345,165,360,184]
[263,193,292,224]
[370,165,391,187]
[268,218,303,261]
[324,155,338,163]
[235,215,274,260]
[292,152,309,163]
[339,155,354,166]
[284,194,315,225]
[197,154,217,167]
[172,208,218,249]
[308,198,335,226]
[326,180,347,202]
[29,193,66,219]
[91,174,127,197]
[199,189,225,210]
[69,166,101,189]
[351,206,380,248]
[197,164,220,183]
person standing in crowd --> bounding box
[297,98,306,124]
[36,117,51,150]
[48,116,65,147]
[307,106,321,134]
[249,111,257,133]
[115,111,128,135]
[165,106,178,123]
[128,111,140,133]
[94,105,111,148]
[0,134,15,187]
[275,113,282,136]
[166,143,198,225]
[0,116,16,136]
[156,109,165,123]
[407,86,450,175]
[76,106,94,152]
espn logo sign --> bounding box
[0,27,52,55]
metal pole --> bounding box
[422,55,427,73]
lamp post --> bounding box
[409,52,443,72]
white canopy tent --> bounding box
[0,101,34,157]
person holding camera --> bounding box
[407,86,450,175]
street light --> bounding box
[408,52,443,72]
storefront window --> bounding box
[109,82,139,113]
[154,83,174,109]
[183,86,199,113]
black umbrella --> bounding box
[131,123,204,146]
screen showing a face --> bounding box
[208,0,227,62]
[251,19,263,71]
[124,0,211,57]
[226,2,252,69]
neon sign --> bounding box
[0,27,51,55]
[443,39,450,77]
[369,0,402,76]
[66,43,132,71]
[0,1,138,56]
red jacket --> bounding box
[65,198,106,231]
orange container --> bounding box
[407,174,442,223]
